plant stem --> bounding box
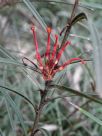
[30,81,51,136]
[60,0,79,47]
[0,0,16,7]
[30,104,43,136]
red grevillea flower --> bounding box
[31,25,84,81]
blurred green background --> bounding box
[0,0,102,136]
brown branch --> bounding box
[60,0,79,47]
[30,81,51,136]
[0,0,17,7]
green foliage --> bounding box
[0,0,102,136]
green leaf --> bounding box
[0,45,17,60]
[88,16,102,96]
[68,101,102,126]
[55,100,63,136]
[0,58,22,66]
[0,85,34,107]
[5,99,17,136]
[22,0,54,42]
[71,12,87,26]
[0,89,27,136]
[80,2,102,10]
[34,1,102,10]
[51,84,102,105]
[0,129,4,136]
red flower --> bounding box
[31,25,84,81]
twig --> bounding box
[0,0,17,7]
[60,0,79,47]
[30,81,52,136]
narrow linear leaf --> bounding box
[22,0,54,42]
[0,45,17,60]
[51,84,102,105]
[5,99,16,136]
[0,58,23,66]
[68,101,102,126]
[0,90,27,136]
[35,1,102,10]
[2,0,101,10]
[14,0,94,10]
[0,129,4,136]
[0,57,41,73]
[80,2,102,10]
[23,0,47,30]
[55,101,63,136]
[0,85,34,107]
[71,12,87,26]
[88,17,102,96]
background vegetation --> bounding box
[0,0,102,136]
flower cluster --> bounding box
[31,25,84,81]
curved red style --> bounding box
[31,25,84,81]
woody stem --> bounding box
[30,81,51,136]
[60,0,79,47]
